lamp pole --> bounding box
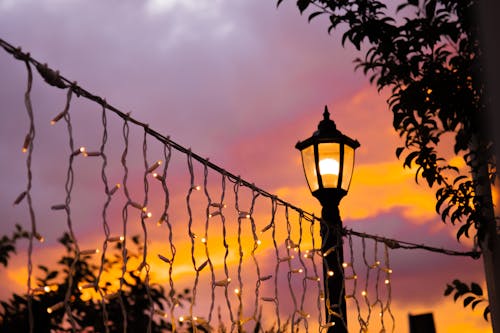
[296,106,360,333]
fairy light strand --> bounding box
[0,37,483,333]
[21,56,36,333]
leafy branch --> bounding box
[444,280,490,321]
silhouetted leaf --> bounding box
[297,0,310,13]
[471,283,483,296]
[463,296,475,307]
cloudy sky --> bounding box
[0,1,490,332]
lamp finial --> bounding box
[323,105,330,120]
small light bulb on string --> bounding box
[297,310,310,319]
[291,268,303,274]
[50,111,66,125]
[361,290,367,297]
[256,239,262,246]
[238,317,252,325]
[22,134,31,153]
[238,212,251,219]
[108,183,121,195]
[383,267,393,274]
[261,222,273,233]
[210,203,226,209]
[72,147,86,156]
[13,191,27,205]
[34,233,45,243]
[108,236,124,242]
[80,248,99,256]
[179,316,185,323]
[191,185,201,191]
[321,322,335,329]
[156,212,167,226]
[384,279,390,285]
[214,278,231,287]
[306,276,321,281]
[259,275,272,281]
[327,270,334,277]
[32,286,51,294]
[147,160,162,173]
[51,204,67,211]
[130,201,146,211]
[322,248,334,257]
[342,262,352,268]
[78,283,95,291]
[158,254,171,264]
[47,301,64,314]
[152,172,165,182]
[83,151,101,157]
[208,211,221,218]
[319,291,325,301]
[345,275,358,280]
[142,211,153,219]
[261,297,276,302]
[197,260,208,271]
[201,237,207,244]
[234,288,240,295]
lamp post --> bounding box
[295,106,360,333]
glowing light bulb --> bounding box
[147,160,162,173]
[108,236,124,242]
[152,172,165,182]
[208,211,221,218]
[22,134,31,153]
[361,290,367,297]
[319,158,339,176]
[328,270,334,277]
[239,212,251,219]
[234,288,240,295]
[47,301,64,314]
[108,183,121,195]
[384,279,390,285]
[50,111,66,125]
[80,248,99,256]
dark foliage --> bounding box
[278,0,495,320]
[445,279,490,321]
[0,232,209,332]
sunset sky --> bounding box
[0,1,491,332]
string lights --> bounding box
[0,37,481,333]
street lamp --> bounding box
[295,106,360,333]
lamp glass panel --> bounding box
[317,143,340,188]
[341,145,355,191]
[300,145,319,192]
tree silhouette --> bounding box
[0,230,210,333]
[278,0,494,321]
[0,228,286,332]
